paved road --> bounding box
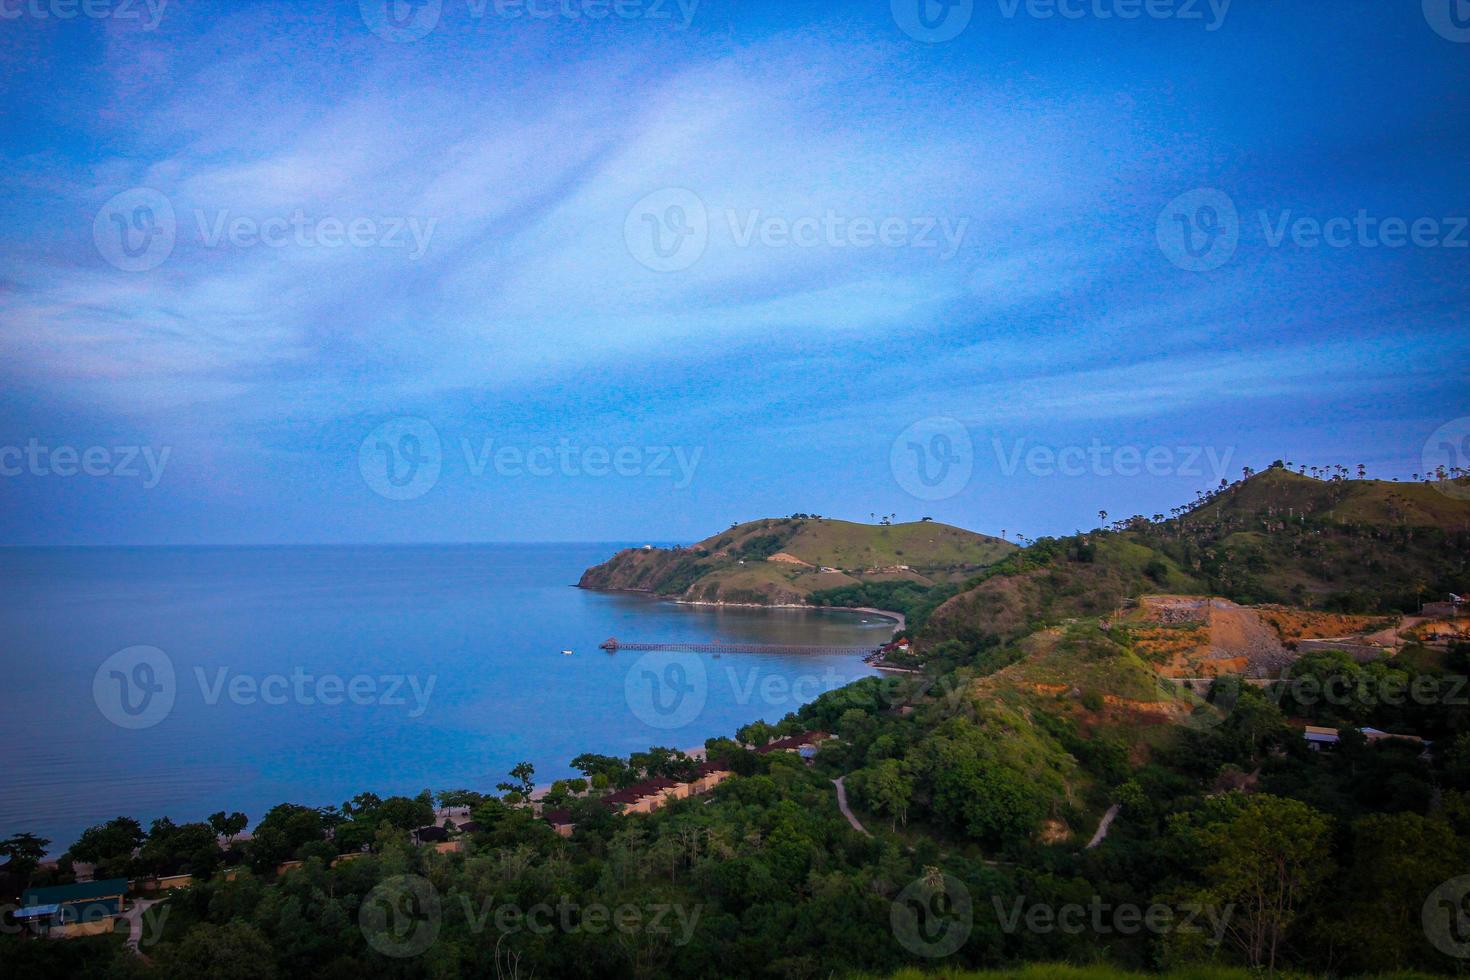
[832,777,871,837]
[1085,803,1121,850]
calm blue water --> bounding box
[0,545,885,851]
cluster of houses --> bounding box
[408,815,482,854]
[11,734,833,939]
[865,637,921,674]
[542,732,831,836]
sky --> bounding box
[0,0,1466,545]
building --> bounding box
[754,731,831,755]
[1303,724,1429,752]
[601,777,685,815]
[688,759,732,795]
[1303,725,1339,750]
[413,825,449,844]
[16,878,129,938]
[1361,726,1429,747]
[543,809,575,837]
[136,873,193,893]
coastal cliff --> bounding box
[577,516,1014,607]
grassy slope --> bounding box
[1162,469,1470,607]
[579,517,1014,605]
[923,535,1204,652]
[964,623,1197,826]
[778,519,1013,570]
[923,469,1470,653]
[1189,467,1470,528]
[900,470,1470,841]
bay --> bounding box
[0,544,885,850]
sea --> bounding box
[0,544,886,851]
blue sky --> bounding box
[1,0,1466,545]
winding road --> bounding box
[831,777,871,837]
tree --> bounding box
[570,752,629,783]
[69,816,145,866]
[1444,732,1470,791]
[0,832,50,875]
[497,761,536,800]
[208,811,248,844]
[436,789,488,809]
[243,804,328,871]
[139,821,220,877]
[341,792,383,819]
[1180,793,1334,971]
[1332,812,1469,972]
[864,759,912,830]
[737,720,778,747]
[158,921,279,980]
[375,794,434,830]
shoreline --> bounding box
[678,599,905,634]
[584,586,906,636]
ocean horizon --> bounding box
[0,543,887,852]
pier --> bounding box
[600,637,876,656]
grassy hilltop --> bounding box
[578,516,1014,608]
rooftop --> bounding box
[755,731,830,754]
[22,878,129,906]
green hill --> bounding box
[1187,466,1470,529]
[578,516,1015,607]
[921,467,1470,655]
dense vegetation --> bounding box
[6,467,1470,978]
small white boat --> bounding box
[561,649,573,656]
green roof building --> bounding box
[17,878,128,937]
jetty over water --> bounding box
[600,637,875,656]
